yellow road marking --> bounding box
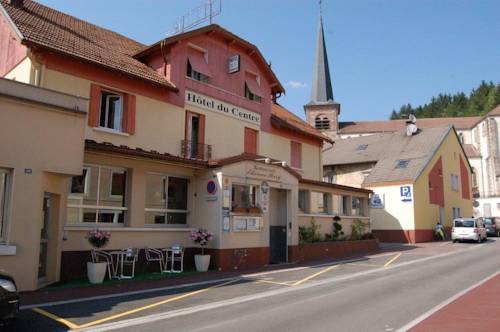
[32,307,80,330]
[33,278,240,330]
[253,279,294,287]
[348,262,382,268]
[292,265,339,286]
[384,253,402,267]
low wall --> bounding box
[288,239,379,262]
[373,228,450,243]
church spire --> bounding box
[309,12,334,105]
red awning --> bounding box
[188,50,211,77]
[245,75,263,97]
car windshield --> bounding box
[484,219,493,225]
[454,220,475,227]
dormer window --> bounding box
[245,71,262,103]
[186,44,211,83]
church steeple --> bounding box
[304,6,341,138]
[309,16,334,105]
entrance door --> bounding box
[269,188,288,264]
[38,194,51,282]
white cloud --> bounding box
[286,80,307,89]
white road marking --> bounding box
[395,269,500,332]
[76,242,490,332]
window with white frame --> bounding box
[310,192,329,214]
[298,190,308,212]
[452,207,461,219]
[0,169,10,242]
[99,91,123,132]
[232,184,258,210]
[145,173,189,225]
[67,165,127,224]
[332,194,343,215]
[451,174,459,191]
[351,196,364,216]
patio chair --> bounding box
[144,247,164,273]
[91,249,114,280]
[120,248,139,279]
[167,245,184,273]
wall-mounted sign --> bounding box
[185,90,261,126]
[206,179,217,196]
[246,164,281,182]
[400,186,412,203]
[261,181,269,213]
[370,193,384,208]
[228,54,240,74]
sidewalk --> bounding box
[409,273,500,332]
[20,250,385,307]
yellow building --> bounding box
[324,125,473,243]
[0,1,371,291]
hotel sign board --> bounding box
[185,90,261,126]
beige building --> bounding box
[0,1,370,291]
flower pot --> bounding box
[194,254,211,272]
[87,262,107,284]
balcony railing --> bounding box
[180,140,212,160]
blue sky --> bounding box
[38,0,500,122]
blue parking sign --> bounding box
[400,186,412,202]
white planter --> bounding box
[87,262,107,284]
[194,254,211,272]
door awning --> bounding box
[245,75,263,97]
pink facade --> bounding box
[141,31,277,132]
[0,14,26,76]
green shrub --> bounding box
[299,218,322,244]
[350,219,371,240]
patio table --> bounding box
[109,250,127,279]
[162,248,184,273]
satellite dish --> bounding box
[473,200,480,208]
[406,123,418,136]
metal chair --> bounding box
[91,249,115,279]
[167,245,184,273]
[144,247,164,273]
[120,248,139,279]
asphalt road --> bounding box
[84,239,499,332]
[7,239,500,332]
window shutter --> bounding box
[88,83,101,127]
[198,113,205,145]
[123,94,136,135]
[291,141,302,168]
[244,128,258,154]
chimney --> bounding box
[7,0,24,7]
[406,114,419,136]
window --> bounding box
[315,115,330,129]
[298,190,308,212]
[99,91,123,131]
[342,196,350,216]
[356,144,368,151]
[310,192,328,214]
[186,60,209,83]
[351,197,364,216]
[472,168,478,187]
[185,112,206,159]
[145,174,189,225]
[232,184,258,210]
[332,194,343,215]
[0,169,10,242]
[291,141,302,169]
[395,159,410,169]
[245,83,262,103]
[67,165,127,224]
[244,127,258,154]
[452,207,461,219]
[451,174,459,192]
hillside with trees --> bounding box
[390,81,500,120]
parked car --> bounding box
[452,218,487,243]
[483,217,500,237]
[0,273,19,323]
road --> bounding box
[7,239,500,332]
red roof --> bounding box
[271,103,333,143]
[0,0,176,90]
[339,117,481,134]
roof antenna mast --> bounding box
[168,0,222,36]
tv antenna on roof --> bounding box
[168,0,222,36]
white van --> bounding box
[452,218,487,243]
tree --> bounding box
[389,81,500,119]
